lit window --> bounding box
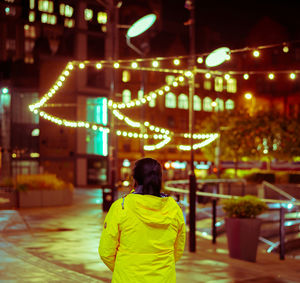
[122,89,131,104]
[64,18,74,28]
[84,9,93,21]
[41,13,56,25]
[25,40,35,52]
[138,90,144,100]
[149,92,156,108]
[165,92,176,108]
[29,11,35,22]
[227,78,237,93]
[5,0,15,3]
[178,93,188,109]
[204,80,212,90]
[24,25,36,38]
[214,77,223,92]
[5,6,16,16]
[25,55,34,64]
[29,0,35,9]
[122,70,130,82]
[215,98,224,111]
[193,95,201,111]
[203,97,213,112]
[97,11,107,24]
[6,39,16,50]
[59,3,74,17]
[86,97,108,156]
[38,0,54,13]
[225,99,235,110]
[165,75,175,85]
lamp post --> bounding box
[126,14,157,158]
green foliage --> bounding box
[221,195,268,218]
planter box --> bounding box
[225,218,262,262]
[18,189,73,208]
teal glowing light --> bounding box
[205,47,231,67]
[126,14,156,38]
[1,87,9,94]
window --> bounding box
[122,70,130,82]
[6,39,16,50]
[59,4,74,17]
[41,13,56,24]
[25,40,35,52]
[86,98,108,156]
[214,77,223,92]
[64,18,74,28]
[24,25,36,38]
[194,95,201,111]
[29,11,35,22]
[165,75,175,85]
[149,92,156,108]
[227,78,237,93]
[97,12,107,24]
[38,0,53,13]
[178,93,188,109]
[204,80,212,90]
[225,99,235,110]
[165,92,176,108]
[215,98,224,111]
[203,97,213,112]
[122,89,131,104]
[29,0,35,9]
[84,9,93,21]
[5,6,16,16]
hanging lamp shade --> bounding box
[126,13,157,38]
[205,47,230,67]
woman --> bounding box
[99,158,186,283]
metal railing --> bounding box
[164,180,300,260]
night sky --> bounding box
[141,0,300,56]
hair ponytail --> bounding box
[133,158,162,196]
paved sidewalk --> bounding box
[0,188,299,282]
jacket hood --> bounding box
[125,194,178,228]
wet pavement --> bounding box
[0,188,299,283]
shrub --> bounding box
[221,195,268,219]
[13,174,74,191]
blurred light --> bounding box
[185,71,192,77]
[122,180,130,187]
[96,63,102,69]
[164,162,171,169]
[114,62,120,68]
[211,101,217,107]
[243,73,249,80]
[290,72,296,80]
[173,59,180,65]
[268,73,275,80]
[205,73,211,79]
[253,50,260,57]
[283,46,289,53]
[122,159,131,167]
[131,62,138,68]
[126,14,156,38]
[1,87,9,94]
[152,60,159,67]
[79,63,85,69]
[197,57,203,64]
[205,47,231,67]
[287,203,294,210]
[245,93,252,100]
[224,74,230,80]
[31,128,40,136]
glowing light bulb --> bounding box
[185,71,192,77]
[253,50,260,57]
[178,76,184,82]
[283,46,289,53]
[173,59,180,65]
[172,81,178,87]
[205,73,211,79]
[96,63,102,69]
[290,72,296,80]
[211,101,217,107]
[79,63,85,69]
[243,73,249,80]
[131,62,138,68]
[114,62,120,68]
[152,60,159,67]
[244,93,252,100]
[164,86,170,91]
[268,73,275,80]
[197,57,203,64]
[224,74,230,80]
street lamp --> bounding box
[125,13,157,157]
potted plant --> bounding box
[13,174,74,208]
[221,195,268,262]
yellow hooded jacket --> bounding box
[99,193,186,283]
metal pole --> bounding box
[212,199,217,244]
[279,206,285,260]
[188,0,196,252]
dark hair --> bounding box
[133,158,162,196]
